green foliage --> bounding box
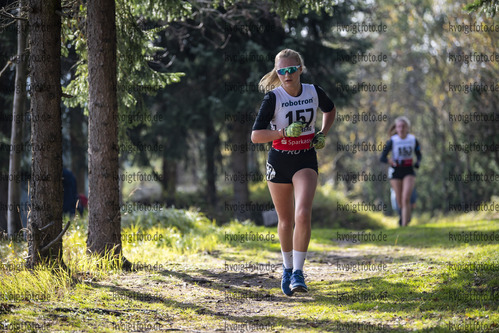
[464,0,499,17]
[332,0,499,214]
[121,208,220,254]
[123,0,192,21]
[60,0,341,150]
[122,208,215,234]
[61,0,188,145]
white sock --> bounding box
[293,250,307,272]
[281,250,293,269]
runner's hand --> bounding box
[284,121,305,137]
[310,132,325,149]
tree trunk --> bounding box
[162,156,177,206]
[86,0,122,259]
[8,0,28,236]
[0,179,8,232]
[230,111,250,221]
[27,0,63,268]
[69,107,87,195]
[205,119,217,207]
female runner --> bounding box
[251,49,336,296]
[380,116,421,227]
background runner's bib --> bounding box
[271,84,319,150]
[391,134,416,167]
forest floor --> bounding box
[1,211,498,332]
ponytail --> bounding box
[258,70,280,93]
[388,124,396,136]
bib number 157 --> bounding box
[285,108,314,127]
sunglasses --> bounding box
[276,65,301,75]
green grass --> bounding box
[1,207,498,332]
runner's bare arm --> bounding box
[251,129,284,144]
[321,106,336,135]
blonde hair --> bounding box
[394,116,411,128]
[258,49,306,93]
[389,116,411,136]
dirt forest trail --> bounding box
[91,240,450,332]
[2,217,498,332]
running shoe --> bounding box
[281,265,293,296]
[290,269,308,293]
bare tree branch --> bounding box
[0,60,13,78]
[40,219,71,253]
[0,7,28,21]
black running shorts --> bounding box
[266,147,318,184]
[388,166,415,180]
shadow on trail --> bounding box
[159,268,305,303]
[83,273,478,332]
[84,277,423,332]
